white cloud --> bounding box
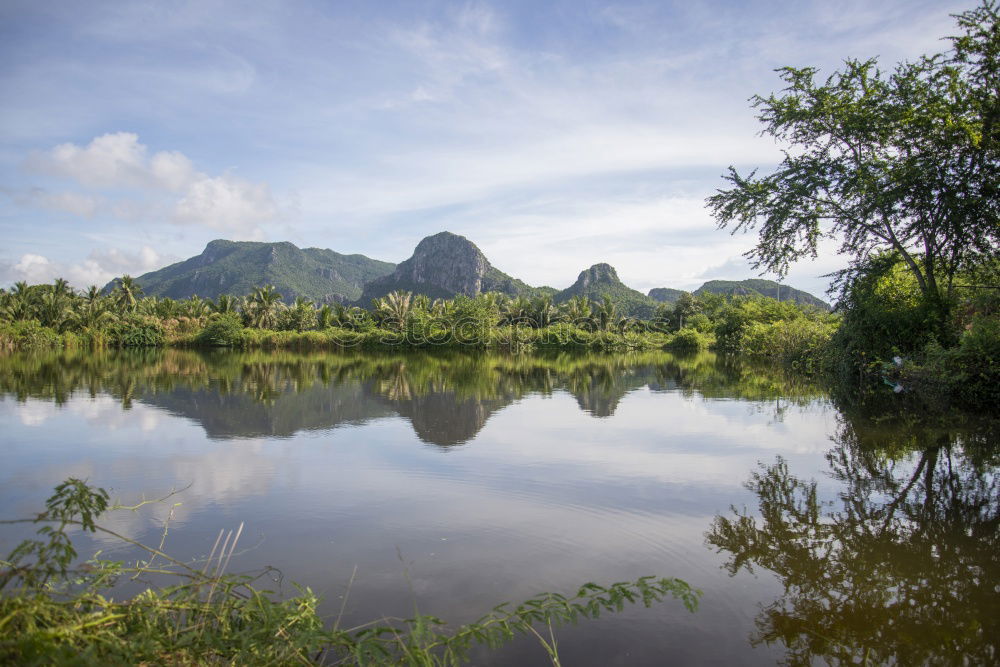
[10,254,55,284]
[21,132,279,235]
[172,173,278,232]
[2,245,169,289]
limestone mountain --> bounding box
[554,263,658,318]
[116,240,395,303]
[695,279,830,310]
[358,231,544,304]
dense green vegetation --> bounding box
[0,274,840,364]
[0,478,699,665]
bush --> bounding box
[902,313,1000,409]
[0,320,62,350]
[667,327,711,352]
[742,318,837,372]
[195,314,245,347]
[108,317,165,347]
[828,254,942,375]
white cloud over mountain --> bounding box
[1,245,168,288]
[21,132,278,235]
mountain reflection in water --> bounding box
[1,348,995,665]
[0,348,824,446]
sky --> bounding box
[0,0,973,298]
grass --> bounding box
[1,479,700,665]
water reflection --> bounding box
[4,348,995,663]
[707,406,1000,665]
[0,348,825,446]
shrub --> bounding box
[668,327,711,352]
[743,318,837,372]
[108,317,165,347]
[195,314,245,347]
[0,320,62,350]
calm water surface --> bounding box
[0,349,996,665]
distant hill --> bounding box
[358,231,545,304]
[554,263,658,318]
[647,287,686,304]
[695,279,830,310]
[116,240,394,303]
[645,279,830,310]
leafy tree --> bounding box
[671,292,700,331]
[708,2,1000,319]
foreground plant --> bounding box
[0,479,700,665]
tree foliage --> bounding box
[708,2,1000,310]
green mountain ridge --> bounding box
[114,240,395,304]
[648,279,830,310]
[107,233,829,314]
[696,279,830,309]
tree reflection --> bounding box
[0,348,828,444]
[707,413,1000,665]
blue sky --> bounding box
[0,0,970,297]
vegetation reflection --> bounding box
[707,404,1000,665]
[0,348,826,445]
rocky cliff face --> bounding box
[573,263,620,290]
[358,231,537,303]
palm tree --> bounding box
[502,296,532,325]
[111,275,143,313]
[71,298,113,330]
[595,295,619,332]
[153,297,182,319]
[184,295,210,318]
[561,295,593,329]
[317,304,334,329]
[530,295,558,329]
[4,281,34,320]
[52,277,72,298]
[83,285,102,304]
[211,294,238,314]
[36,290,70,330]
[245,285,282,329]
[374,290,413,329]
